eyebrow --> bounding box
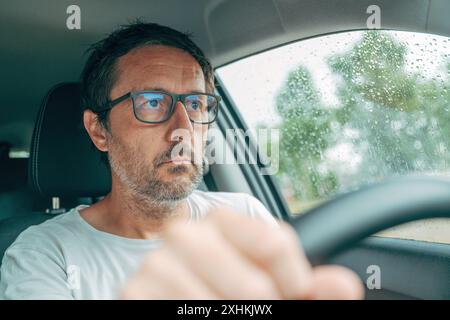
[133,88,208,95]
[146,87,167,92]
[128,86,167,92]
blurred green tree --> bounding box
[274,31,450,212]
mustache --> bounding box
[154,142,195,166]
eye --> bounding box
[190,100,200,110]
[186,96,206,111]
[136,93,166,110]
[146,98,161,108]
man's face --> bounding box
[105,45,208,203]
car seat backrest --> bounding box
[0,142,34,220]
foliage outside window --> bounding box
[218,31,450,244]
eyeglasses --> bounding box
[97,91,221,124]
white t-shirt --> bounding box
[0,190,277,299]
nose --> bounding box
[165,100,193,143]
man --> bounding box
[0,22,363,299]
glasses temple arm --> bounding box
[96,93,132,112]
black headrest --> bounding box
[0,158,28,192]
[29,83,111,197]
[0,141,12,160]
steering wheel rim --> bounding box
[290,176,450,265]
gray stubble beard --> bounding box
[107,134,204,218]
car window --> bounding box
[217,30,450,244]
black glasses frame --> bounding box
[96,90,221,124]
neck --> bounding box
[80,176,191,240]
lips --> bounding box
[161,157,192,165]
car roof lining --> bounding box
[1,0,449,149]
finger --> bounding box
[120,248,219,299]
[164,219,282,299]
[308,265,365,300]
[204,210,314,299]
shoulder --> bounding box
[0,208,84,300]
[188,190,278,225]
[5,206,86,255]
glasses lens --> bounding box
[134,92,172,122]
[185,95,218,123]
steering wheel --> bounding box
[290,176,450,265]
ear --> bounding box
[83,109,109,152]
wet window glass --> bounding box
[217,31,450,243]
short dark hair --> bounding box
[80,21,214,166]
